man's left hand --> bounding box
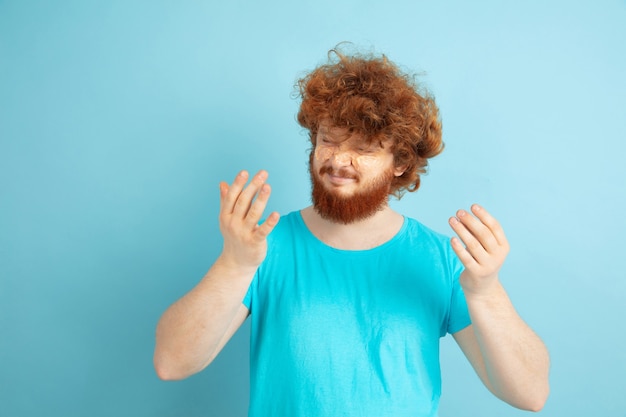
[449,204,510,296]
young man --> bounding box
[154,49,550,416]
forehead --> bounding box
[317,122,357,141]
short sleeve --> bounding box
[242,269,259,310]
[446,247,472,334]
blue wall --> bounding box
[1,1,625,416]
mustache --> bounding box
[318,166,359,180]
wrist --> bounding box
[214,253,260,276]
[461,276,505,305]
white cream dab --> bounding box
[314,143,387,171]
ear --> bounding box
[393,164,408,177]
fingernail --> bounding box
[457,210,466,217]
[449,217,458,225]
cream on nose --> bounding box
[314,144,358,167]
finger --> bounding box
[252,211,280,242]
[449,216,490,264]
[221,170,250,215]
[470,204,509,248]
[219,181,229,198]
[456,208,499,254]
[233,170,268,218]
[244,183,272,228]
[218,182,230,226]
[450,235,479,270]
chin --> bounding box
[310,175,392,225]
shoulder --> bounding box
[276,210,304,231]
[401,216,453,248]
[266,210,306,244]
[400,216,461,273]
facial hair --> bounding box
[309,154,394,225]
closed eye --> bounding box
[357,146,377,154]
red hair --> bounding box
[296,48,444,197]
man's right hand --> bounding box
[218,170,279,270]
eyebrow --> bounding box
[317,131,341,143]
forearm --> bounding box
[153,256,255,380]
[465,281,550,411]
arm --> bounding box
[448,204,550,411]
[153,170,279,381]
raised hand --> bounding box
[218,170,279,270]
[448,204,510,296]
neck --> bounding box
[300,205,404,250]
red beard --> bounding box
[309,154,394,224]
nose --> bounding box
[328,146,357,168]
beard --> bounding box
[309,154,394,225]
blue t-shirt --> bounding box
[243,211,470,417]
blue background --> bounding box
[1,1,625,416]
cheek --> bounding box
[353,155,387,171]
[314,147,333,162]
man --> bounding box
[154,48,550,416]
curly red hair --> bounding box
[296,48,444,197]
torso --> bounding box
[244,210,471,416]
